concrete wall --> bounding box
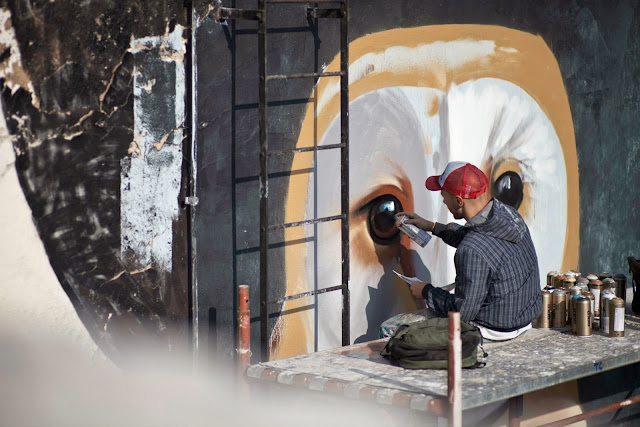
[1,0,639,398]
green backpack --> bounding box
[381,317,485,369]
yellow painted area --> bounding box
[274,25,580,359]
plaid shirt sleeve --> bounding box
[432,222,467,248]
[425,246,491,322]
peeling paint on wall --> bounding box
[0,8,36,106]
[121,25,185,273]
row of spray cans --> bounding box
[536,271,627,337]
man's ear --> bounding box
[455,195,464,207]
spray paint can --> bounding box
[575,296,592,337]
[537,290,552,328]
[395,215,432,248]
[609,297,625,337]
[552,290,567,328]
[602,278,616,294]
[553,275,566,289]
[600,291,616,335]
[568,286,582,326]
[582,291,596,329]
[565,271,580,281]
[613,274,627,302]
[547,271,558,288]
[599,272,613,281]
[571,294,583,333]
[588,280,604,317]
[586,273,599,282]
[577,277,589,287]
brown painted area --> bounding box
[282,24,579,359]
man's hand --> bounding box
[409,281,429,299]
[396,212,435,232]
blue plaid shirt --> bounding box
[422,199,541,331]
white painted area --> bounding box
[121,25,186,272]
[307,81,566,350]
[0,106,107,363]
[318,39,499,113]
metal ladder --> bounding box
[216,0,350,362]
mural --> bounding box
[274,25,579,358]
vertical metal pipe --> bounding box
[258,0,269,362]
[237,285,251,375]
[448,311,462,427]
[508,395,523,427]
[339,0,350,347]
[187,0,199,367]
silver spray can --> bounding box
[395,215,432,248]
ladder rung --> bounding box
[268,0,344,4]
[234,26,314,35]
[267,71,343,81]
[218,7,262,21]
[236,97,314,110]
[268,143,344,156]
[306,7,342,19]
[270,284,345,304]
[268,214,344,230]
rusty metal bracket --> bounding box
[184,196,199,206]
[218,7,263,22]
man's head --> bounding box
[426,162,490,220]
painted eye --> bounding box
[492,171,524,209]
[368,195,403,243]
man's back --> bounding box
[428,199,542,330]
[457,199,541,330]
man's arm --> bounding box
[420,247,491,322]
[432,222,467,248]
[397,212,467,248]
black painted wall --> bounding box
[1,0,189,366]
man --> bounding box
[400,161,541,340]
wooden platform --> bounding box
[247,314,640,414]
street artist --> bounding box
[398,161,541,341]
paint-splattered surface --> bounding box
[248,315,640,410]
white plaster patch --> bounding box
[120,25,185,273]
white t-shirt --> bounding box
[470,322,532,341]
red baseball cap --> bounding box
[425,162,489,199]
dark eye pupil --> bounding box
[369,195,402,243]
[492,171,523,210]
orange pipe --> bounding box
[237,285,251,376]
[448,311,462,427]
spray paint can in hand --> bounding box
[394,215,432,248]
